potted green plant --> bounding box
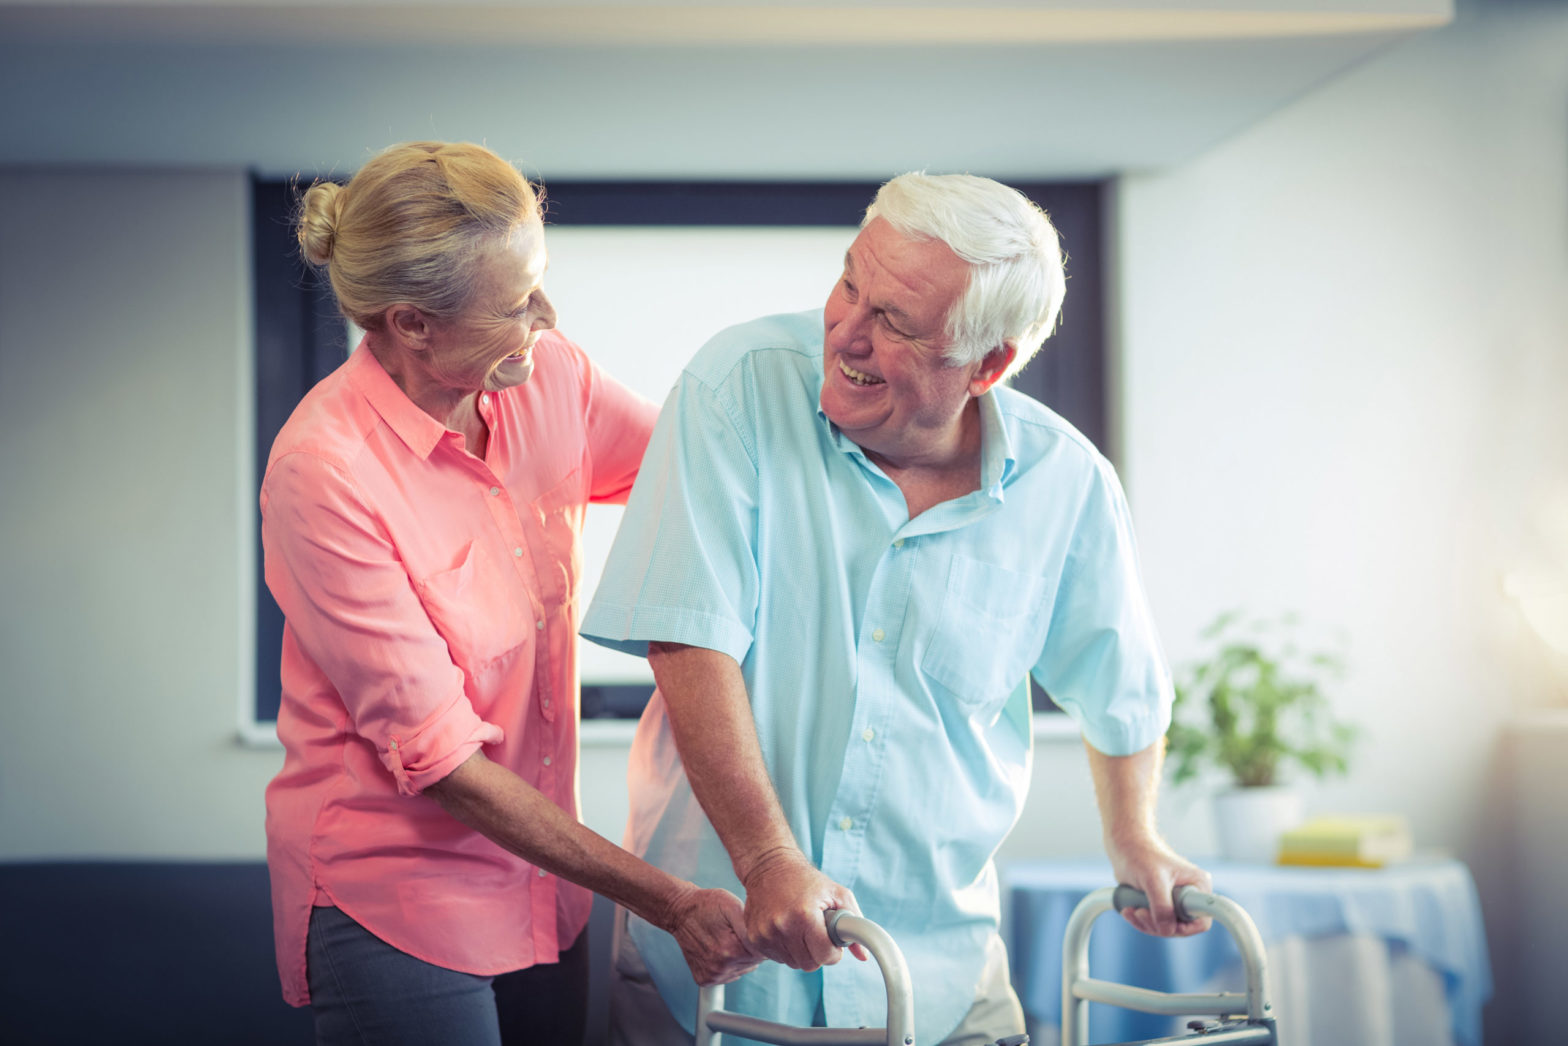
[1167,612,1359,862]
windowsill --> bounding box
[236,718,279,749]
[238,713,1080,749]
[581,718,642,746]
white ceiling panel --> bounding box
[0,1,1454,177]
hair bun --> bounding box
[297,181,344,266]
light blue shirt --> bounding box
[581,310,1171,1042]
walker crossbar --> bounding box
[1070,978,1250,1016]
[1061,885,1275,1046]
[1091,1026,1275,1046]
[696,910,917,1046]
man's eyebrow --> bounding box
[842,250,919,329]
[882,303,917,330]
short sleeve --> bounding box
[261,452,501,795]
[579,370,760,663]
[1033,457,1173,756]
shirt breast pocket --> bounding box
[416,540,531,668]
[921,554,1050,723]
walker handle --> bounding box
[1111,882,1202,923]
[695,910,916,1046]
[1062,884,1275,1045]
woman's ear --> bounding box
[383,304,434,352]
[968,343,1018,397]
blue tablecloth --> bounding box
[1003,856,1492,1046]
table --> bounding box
[1003,857,1492,1046]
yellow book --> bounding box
[1276,814,1412,867]
[1276,851,1391,869]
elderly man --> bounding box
[581,172,1210,1046]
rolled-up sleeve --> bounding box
[262,451,502,795]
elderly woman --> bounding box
[262,141,757,1045]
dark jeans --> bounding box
[307,905,589,1046]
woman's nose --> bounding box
[533,290,558,331]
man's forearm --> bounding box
[1083,736,1213,937]
[647,641,800,879]
[648,642,859,970]
[1084,737,1164,849]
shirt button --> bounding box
[514,547,524,557]
[542,698,551,710]
[838,817,853,831]
[543,756,552,767]
[536,619,545,630]
[893,538,904,549]
[490,486,501,496]
[862,728,875,742]
[872,628,885,643]
[537,868,546,878]
[480,394,490,406]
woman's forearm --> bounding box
[425,749,691,932]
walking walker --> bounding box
[695,885,1278,1046]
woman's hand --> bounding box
[663,885,764,987]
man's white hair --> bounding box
[863,172,1066,379]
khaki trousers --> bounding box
[607,907,1026,1046]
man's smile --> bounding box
[837,358,884,386]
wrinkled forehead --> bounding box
[845,218,969,322]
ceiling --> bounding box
[0,1,1453,46]
[0,1,1455,178]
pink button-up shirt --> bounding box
[261,333,657,1006]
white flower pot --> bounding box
[1212,785,1303,863]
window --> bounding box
[251,177,1104,726]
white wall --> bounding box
[1113,1,1568,1039]
[0,169,280,857]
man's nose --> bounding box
[828,302,872,353]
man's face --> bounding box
[819,217,1003,469]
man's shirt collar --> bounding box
[814,367,1018,504]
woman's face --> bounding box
[426,220,556,393]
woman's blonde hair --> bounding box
[296,141,542,330]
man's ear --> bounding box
[383,303,435,352]
[969,343,1018,397]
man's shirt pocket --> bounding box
[921,553,1051,723]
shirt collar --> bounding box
[344,339,449,460]
[976,386,1017,500]
[814,378,1017,501]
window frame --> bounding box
[246,176,1104,733]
